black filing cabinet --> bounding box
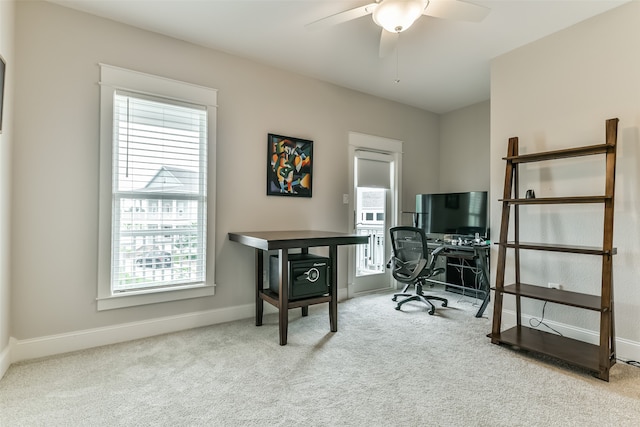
[269,253,330,300]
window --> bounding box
[98,65,217,310]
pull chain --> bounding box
[394,38,400,84]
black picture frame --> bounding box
[0,55,5,134]
[267,133,313,197]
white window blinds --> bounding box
[111,90,207,293]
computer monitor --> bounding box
[415,191,488,237]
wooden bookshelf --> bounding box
[490,118,619,381]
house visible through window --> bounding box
[97,64,217,310]
[112,91,207,293]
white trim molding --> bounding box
[97,64,218,309]
[5,288,352,367]
[10,304,275,364]
[347,131,403,298]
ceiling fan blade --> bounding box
[423,0,490,22]
[306,3,378,31]
[379,29,398,58]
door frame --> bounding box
[347,132,403,298]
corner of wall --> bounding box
[0,338,15,380]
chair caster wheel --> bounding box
[442,301,448,307]
[395,305,401,310]
[428,309,435,315]
[392,297,397,302]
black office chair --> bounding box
[389,226,448,314]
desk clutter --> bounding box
[438,233,489,247]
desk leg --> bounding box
[329,245,338,332]
[278,249,289,345]
[301,248,309,317]
[474,250,491,318]
[255,249,264,326]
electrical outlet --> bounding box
[548,282,561,290]
[343,194,349,204]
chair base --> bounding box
[392,282,448,315]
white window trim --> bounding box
[97,64,217,310]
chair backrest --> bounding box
[389,226,428,264]
[389,226,431,283]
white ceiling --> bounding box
[47,0,629,114]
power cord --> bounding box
[452,261,482,306]
[529,301,563,336]
[616,358,640,368]
[529,307,639,368]
[528,306,639,368]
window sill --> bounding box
[96,283,215,311]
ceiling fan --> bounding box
[306,0,490,58]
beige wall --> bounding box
[439,100,490,193]
[490,1,640,359]
[10,1,440,344]
[400,100,491,221]
[0,0,15,375]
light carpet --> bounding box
[1,290,639,426]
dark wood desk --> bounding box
[426,242,491,318]
[228,230,368,345]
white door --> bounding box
[348,133,402,296]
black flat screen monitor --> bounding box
[416,191,488,237]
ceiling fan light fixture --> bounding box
[373,0,426,33]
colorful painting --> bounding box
[267,133,313,197]
[0,55,5,133]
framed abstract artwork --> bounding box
[0,55,5,134]
[267,133,313,197]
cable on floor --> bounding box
[529,300,563,336]
[616,358,640,368]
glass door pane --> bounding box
[355,187,386,277]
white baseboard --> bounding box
[346,283,394,299]
[9,303,278,364]
[8,299,637,374]
[502,309,640,363]
[7,291,352,366]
